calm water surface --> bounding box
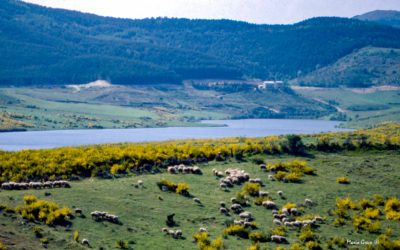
[0,119,351,151]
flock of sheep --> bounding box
[1,180,71,190]
[167,165,202,174]
[90,211,119,223]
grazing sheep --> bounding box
[199,228,207,232]
[285,221,294,227]
[290,208,299,216]
[230,204,243,213]
[175,230,182,238]
[268,175,274,180]
[273,219,282,226]
[262,200,276,209]
[314,216,324,222]
[193,198,201,204]
[220,201,226,207]
[138,180,143,186]
[216,171,224,177]
[168,230,175,236]
[234,220,244,225]
[212,168,217,175]
[277,190,283,196]
[271,210,278,215]
[273,214,282,219]
[1,183,11,190]
[167,166,177,174]
[75,208,82,214]
[219,183,227,189]
[162,228,168,233]
[305,198,314,206]
[230,197,238,203]
[282,218,290,223]
[219,207,228,214]
[258,191,269,197]
[239,212,252,220]
[192,166,202,174]
[259,164,266,169]
[271,235,283,243]
[270,167,276,172]
[282,208,289,215]
[82,239,89,245]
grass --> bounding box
[0,150,399,249]
[295,87,400,128]
[0,83,334,131]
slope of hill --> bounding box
[354,10,400,29]
[291,47,400,87]
[1,0,400,85]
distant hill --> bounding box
[291,47,400,87]
[1,0,400,85]
[354,10,400,29]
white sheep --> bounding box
[273,219,282,225]
[138,180,143,187]
[175,230,182,237]
[305,198,314,206]
[277,190,283,196]
[193,198,201,204]
[220,201,226,207]
[199,227,207,232]
[82,239,89,245]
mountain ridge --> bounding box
[2,0,400,86]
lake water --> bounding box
[0,119,351,151]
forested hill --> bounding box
[354,10,400,29]
[2,0,400,86]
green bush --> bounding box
[33,226,43,238]
[299,226,315,243]
[223,224,249,238]
[116,240,129,249]
[242,182,261,197]
[193,232,223,250]
[336,177,349,184]
[248,231,268,243]
[274,171,287,181]
[15,196,72,225]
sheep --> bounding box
[262,200,276,209]
[271,210,279,215]
[193,198,201,204]
[168,230,175,236]
[175,230,182,238]
[1,183,12,190]
[273,214,282,219]
[167,166,177,173]
[282,218,290,223]
[314,216,324,222]
[219,183,227,189]
[230,197,238,203]
[82,239,89,245]
[162,228,168,233]
[282,208,289,215]
[270,167,276,172]
[244,221,253,228]
[192,166,202,174]
[258,191,269,197]
[259,164,266,169]
[183,167,191,173]
[212,168,217,175]
[271,235,282,243]
[305,198,314,206]
[273,219,282,226]
[199,227,207,232]
[230,204,243,213]
[220,201,226,207]
[138,180,143,187]
[43,181,53,188]
[239,211,252,220]
[219,207,228,214]
[268,175,274,180]
[75,208,82,214]
[284,221,294,227]
[216,171,224,177]
[277,190,283,196]
[290,208,299,215]
[234,220,244,225]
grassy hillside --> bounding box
[0,124,399,249]
[291,47,400,88]
[354,10,400,29]
[0,83,335,131]
[1,0,400,85]
[293,87,400,128]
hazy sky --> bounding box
[22,0,400,24]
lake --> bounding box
[0,119,351,151]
